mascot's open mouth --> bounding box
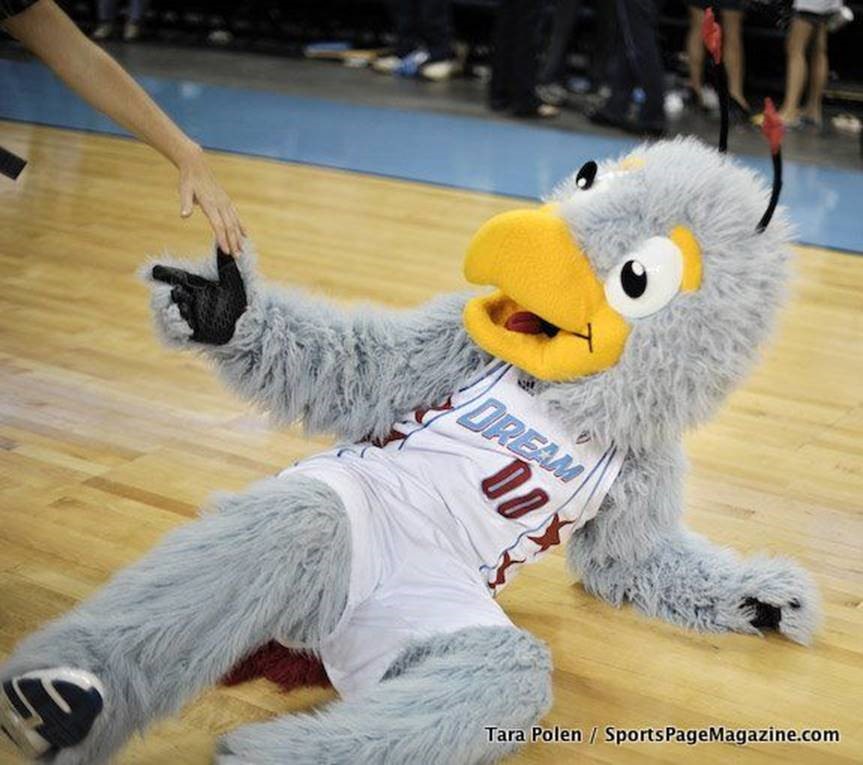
[461,206,629,381]
[495,295,596,348]
[505,310,560,338]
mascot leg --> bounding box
[0,475,350,765]
[217,625,552,765]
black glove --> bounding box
[152,249,247,345]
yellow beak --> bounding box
[462,206,630,381]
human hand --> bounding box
[178,145,245,255]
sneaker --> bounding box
[0,668,104,759]
[831,113,861,135]
[419,59,460,82]
[513,103,560,119]
[684,86,713,114]
[664,91,685,119]
[395,50,430,77]
[91,22,115,40]
[123,22,141,41]
[536,83,568,107]
[698,86,720,113]
[372,54,403,74]
[207,29,233,45]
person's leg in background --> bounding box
[625,0,665,129]
[418,0,458,80]
[593,0,665,135]
[595,33,634,125]
[123,0,150,41]
[373,0,421,74]
[490,0,558,117]
[489,0,515,110]
[589,0,616,93]
[92,0,118,40]
[509,0,557,116]
[802,21,828,126]
[686,3,706,107]
[537,0,582,104]
[779,14,815,124]
[721,8,750,114]
[396,0,421,56]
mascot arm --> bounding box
[567,446,820,645]
[145,248,486,440]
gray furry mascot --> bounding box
[0,38,820,765]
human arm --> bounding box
[2,0,244,253]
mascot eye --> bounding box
[605,237,684,319]
[575,161,598,190]
[620,260,647,298]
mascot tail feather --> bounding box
[222,643,330,692]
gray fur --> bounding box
[543,137,794,451]
[216,626,552,765]
[3,137,820,764]
[567,444,820,645]
[0,475,350,765]
[144,247,488,443]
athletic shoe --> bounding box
[123,22,141,42]
[395,50,430,78]
[419,59,460,82]
[664,91,685,119]
[372,55,402,74]
[511,101,560,119]
[832,113,861,135]
[207,29,234,45]
[0,668,104,759]
[91,22,115,40]
[536,83,568,107]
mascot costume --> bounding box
[0,14,820,765]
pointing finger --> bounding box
[152,264,190,287]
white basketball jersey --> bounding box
[294,360,624,594]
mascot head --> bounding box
[463,91,791,450]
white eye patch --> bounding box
[604,236,684,319]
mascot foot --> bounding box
[733,556,821,645]
[0,668,103,760]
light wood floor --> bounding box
[0,121,861,765]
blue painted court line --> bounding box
[1,59,860,253]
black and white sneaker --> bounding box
[0,668,104,759]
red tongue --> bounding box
[505,311,544,335]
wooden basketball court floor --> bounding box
[0,120,861,764]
